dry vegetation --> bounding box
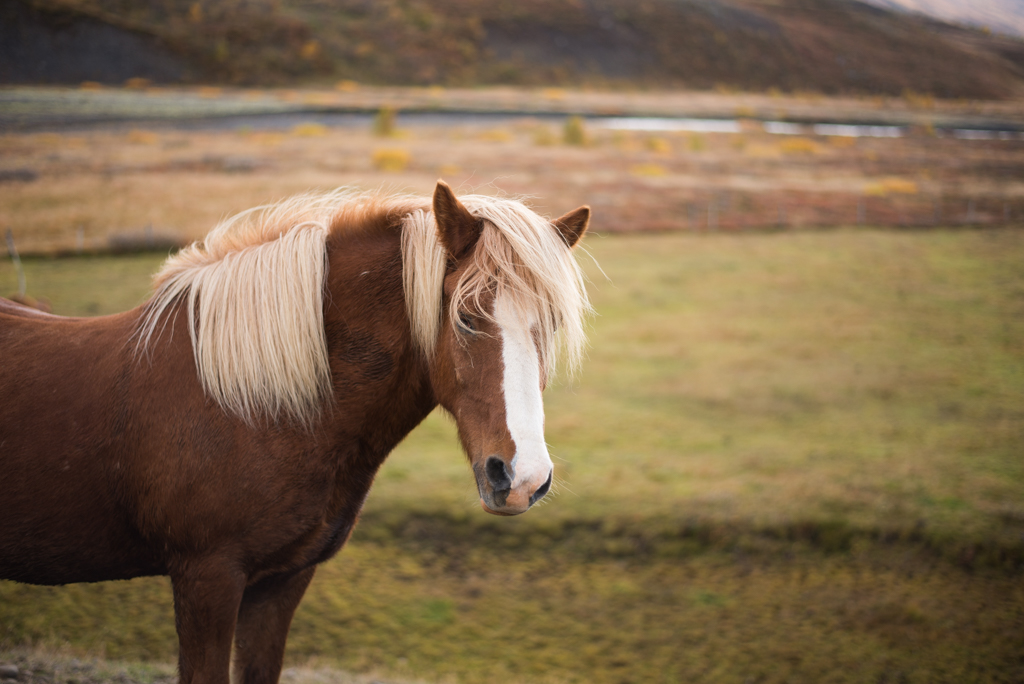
[2,93,1024,256]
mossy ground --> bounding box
[2,228,1023,682]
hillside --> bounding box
[3,0,1024,97]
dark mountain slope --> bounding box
[5,0,1024,98]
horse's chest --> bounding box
[264,465,369,570]
[306,511,357,566]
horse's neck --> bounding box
[322,229,436,463]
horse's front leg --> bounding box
[171,559,247,684]
[233,567,317,684]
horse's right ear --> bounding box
[553,205,590,249]
[433,180,481,260]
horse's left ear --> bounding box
[553,206,590,249]
[433,180,482,260]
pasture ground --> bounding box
[2,227,1023,683]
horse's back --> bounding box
[0,297,60,319]
[0,308,167,583]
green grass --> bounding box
[0,254,166,316]
[372,228,1024,552]
[2,228,1024,683]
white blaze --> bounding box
[494,293,553,490]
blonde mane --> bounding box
[138,189,590,426]
[401,195,591,378]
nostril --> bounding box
[529,470,553,506]
[485,456,513,493]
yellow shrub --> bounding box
[479,129,513,143]
[646,137,671,154]
[563,116,587,146]
[864,178,919,196]
[302,92,337,106]
[253,133,285,146]
[373,148,410,172]
[828,136,856,148]
[883,177,918,195]
[630,163,667,177]
[903,89,935,109]
[373,107,397,137]
[128,130,159,145]
[744,143,781,158]
[292,123,328,137]
[335,80,360,92]
[300,40,321,60]
[780,137,821,155]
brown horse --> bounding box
[0,182,591,684]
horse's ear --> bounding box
[553,205,590,249]
[433,180,481,260]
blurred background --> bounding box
[1,1,1023,683]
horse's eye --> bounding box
[457,312,477,333]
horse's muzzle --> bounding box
[477,456,552,515]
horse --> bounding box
[0,181,591,684]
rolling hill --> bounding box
[3,0,1024,98]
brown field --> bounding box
[2,86,1024,255]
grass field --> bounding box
[2,227,1023,683]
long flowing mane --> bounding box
[402,195,590,374]
[137,189,591,426]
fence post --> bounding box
[5,228,26,298]
[857,198,865,226]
